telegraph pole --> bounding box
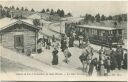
[60,18,66,41]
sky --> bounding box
[0,1,127,17]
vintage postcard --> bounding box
[0,0,127,81]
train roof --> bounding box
[77,25,123,30]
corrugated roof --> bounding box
[62,17,83,23]
[27,13,49,20]
[27,13,41,19]
[0,17,39,31]
[0,17,17,30]
[77,25,122,30]
[22,19,34,25]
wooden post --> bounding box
[35,30,38,53]
[0,33,2,46]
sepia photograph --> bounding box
[0,0,127,81]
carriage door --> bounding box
[117,29,123,44]
[86,28,89,39]
[14,35,24,53]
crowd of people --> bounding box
[35,34,127,76]
[79,46,127,76]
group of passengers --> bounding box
[79,46,127,76]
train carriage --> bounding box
[65,23,124,48]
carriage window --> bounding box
[108,31,111,35]
[118,29,122,34]
[93,30,95,35]
[86,28,89,33]
[90,29,92,34]
[113,30,117,35]
[99,30,102,36]
[92,29,94,35]
[94,29,97,35]
[101,31,105,36]
[105,31,109,36]
[80,28,83,32]
[97,30,100,36]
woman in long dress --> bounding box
[52,48,59,65]
[110,50,117,70]
[100,60,105,76]
[37,42,42,53]
[79,49,89,72]
[88,58,97,76]
[63,48,71,64]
